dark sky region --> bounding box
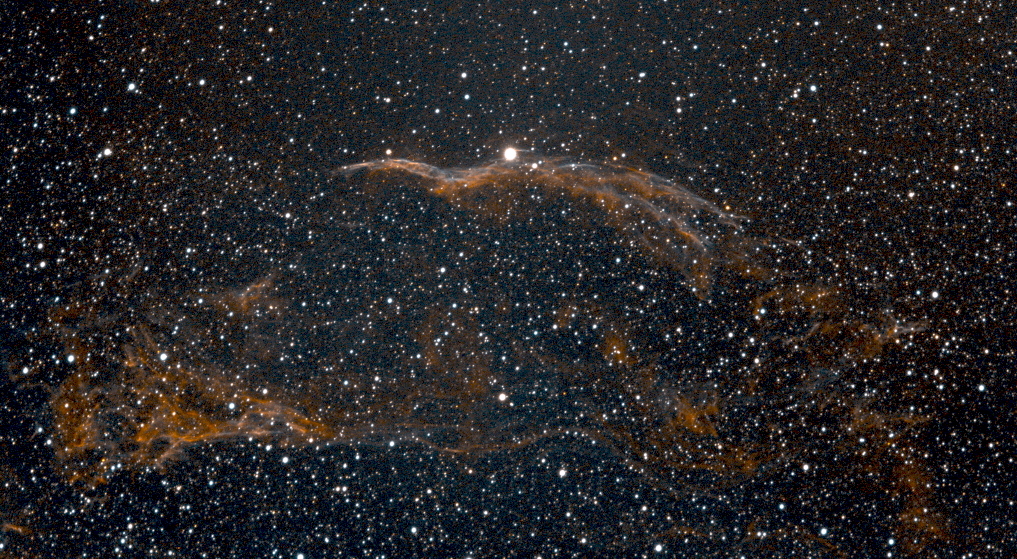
[1,1,1015,558]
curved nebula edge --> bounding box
[18,156,943,554]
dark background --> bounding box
[2,1,1015,557]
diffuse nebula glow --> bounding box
[341,156,755,294]
[44,155,940,554]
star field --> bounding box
[1,2,1016,558]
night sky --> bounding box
[2,1,1015,558]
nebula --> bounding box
[43,155,939,554]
